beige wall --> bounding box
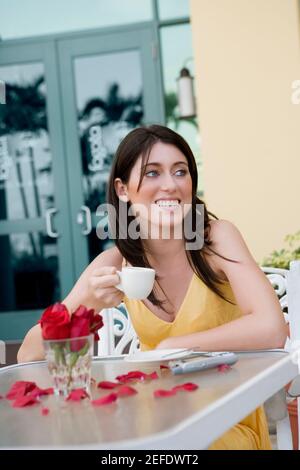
[190,0,300,262]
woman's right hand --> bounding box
[18,247,124,363]
[88,266,124,309]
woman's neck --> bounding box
[143,238,189,271]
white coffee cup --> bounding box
[116,267,155,300]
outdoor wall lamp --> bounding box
[177,58,197,119]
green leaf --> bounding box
[53,344,61,365]
[262,230,300,269]
[78,341,90,357]
[60,347,66,366]
[69,352,79,368]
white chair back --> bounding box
[262,261,300,450]
[98,303,140,356]
[262,262,300,346]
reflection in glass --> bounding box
[87,228,115,264]
[160,23,203,195]
[158,0,190,21]
[0,232,60,312]
[0,63,55,221]
[74,49,144,261]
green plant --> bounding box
[262,231,300,269]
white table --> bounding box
[0,351,298,449]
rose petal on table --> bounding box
[172,383,199,392]
[92,393,118,406]
[41,407,50,416]
[117,385,138,397]
[160,365,169,370]
[218,364,231,373]
[116,370,159,384]
[66,388,89,401]
[30,386,54,398]
[6,381,37,400]
[126,371,146,380]
[146,371,159,380]
[117,370,148,382]
[114,374,130,383]
[12,395,39,408]
[97,381,120,389]
[153,389,177,398]
[38,387,54,396]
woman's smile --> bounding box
[155,198,181,209]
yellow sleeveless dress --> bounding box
[123,272,272,450]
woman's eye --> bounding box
[175,169,187,176]
[145,170,159,177]
[145,169,187,177]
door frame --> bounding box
[0,22,165,340]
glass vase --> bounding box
[43,334,93,397]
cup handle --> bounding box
[115,270,124,292]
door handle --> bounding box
[77,205,92,235]
[45,208,59,238]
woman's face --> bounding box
[115,141,193,236]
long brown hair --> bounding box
[107,124,235,312]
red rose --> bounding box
[70,305,94,352]
[90,313,104,342]
[39,303,70,340]
[70,305,93,338]
[70,306,103,339]
[39,303,104,350]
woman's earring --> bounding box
[119,194,129,203]
[119,186,129,203]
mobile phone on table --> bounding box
[169,352,238,375]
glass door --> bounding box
[0,25,164,341]
[58,25,164,277]
[0,42,74,340]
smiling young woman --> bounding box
[18,125,287,450]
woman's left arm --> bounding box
[157,220,288,351]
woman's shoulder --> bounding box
[208,219,239,237]
[205,219,250,279]
[208,219,250,254]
